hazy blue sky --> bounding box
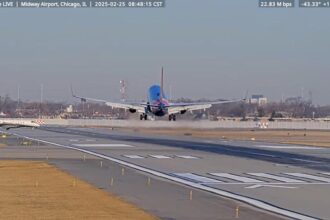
[0,1,329,104]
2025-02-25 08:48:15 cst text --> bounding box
[93,1,164,7]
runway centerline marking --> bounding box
[247,173,306,183]
[210,173,264,183]
[9,132,317,220]
[172,173,223,184]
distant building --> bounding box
[66,105,73,113]
[250,95,268,105]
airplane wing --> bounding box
[71,87,147,113]
[0,119,41,130]
[167,99,245,115]
[0,124,28,130]
[105,101,146,113]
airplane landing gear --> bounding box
[140,114,148,120]
[169,114,176,121]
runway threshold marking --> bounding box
[172,173,223,184]
[247,173,306,183]
[209,173,264,183]
[284,173,330,183]
[10,132,317,220]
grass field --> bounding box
[0,160,157,220]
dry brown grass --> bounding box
[0,160,157,220]
[118,128,330,147]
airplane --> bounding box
[0,119,42,130]
[71,68,245,121]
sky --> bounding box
[0,1,329,104]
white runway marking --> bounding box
[172,173,223,183]
[203,140,214,143]
[247,173,306,183]
[245,184,297,189]
[123,155,144,159]
[73,144,135,148]
[123,155,199,159]
[210,173,264,183]
[248,152,276,158]
[175,155,199,159]
[85,139,95,142]
[284,173,330,183]
[149,155,172,159]
[69,139,79,142]
[291,158,324,164]
[255,145,322,150]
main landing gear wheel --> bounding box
[140,114,148,120]
[169,114,176,121]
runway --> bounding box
[3,126,330,219]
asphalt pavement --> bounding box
[3,126,330,219]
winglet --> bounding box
[70,84,86,103]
